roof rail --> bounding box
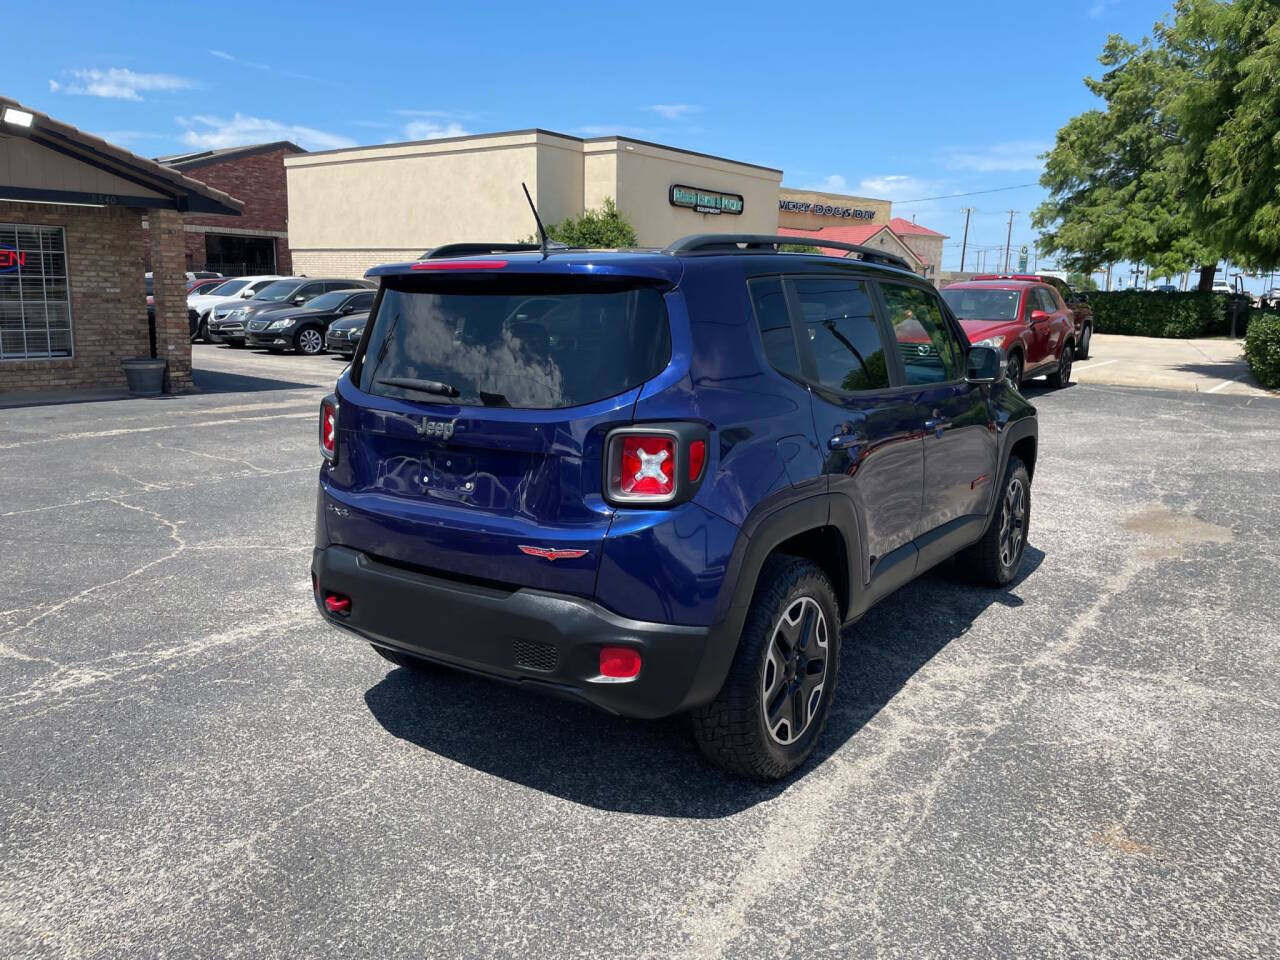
[420,242,543,260]
[663,234,913,272]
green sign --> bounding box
[669,184,744,216]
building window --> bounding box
[0,223,72,359]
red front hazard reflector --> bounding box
[599,646,641,679]
[319,396,337,461]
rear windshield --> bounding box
[359,275,671,409]
[207,279,248,296]
[941,288,1022,321]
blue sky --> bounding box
[11,0,1173,276]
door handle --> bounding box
[829,432,866,451]
[924,417,951,438]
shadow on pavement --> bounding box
[364,546,1045,817]
[193,367,318,394]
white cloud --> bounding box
[395,109,473,119]
[208,49,235,61]
[51,67,192,101]
[206,49,322,84]
[645,104,701,121]
[808,174,848,192]
[404,119,468,141]
[178,113,356,151]
[1089,0,1116,18]
[855,175,939,201]
[941,141,1048,173]
[576,124,655,138]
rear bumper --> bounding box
[312,545,718,718]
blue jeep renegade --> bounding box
[312,234,1037,780]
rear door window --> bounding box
[790,278,889,392]
[359,275,670,409]
[750,277,801,380]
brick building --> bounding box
[155,141,303,276]
[0,97,241,398]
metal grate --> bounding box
[512,639,558,673]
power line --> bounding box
[893,182,1041,205]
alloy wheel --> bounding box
[761,596,829,745]
[1007,355,1022,389]
[1059,344,1073,383]
[298,328,323,355]
[998,476,1027,569]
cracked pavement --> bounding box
[2,349,1279,959]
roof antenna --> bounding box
[522,182,566,258]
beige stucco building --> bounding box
[776,187,892,232]
[285,129,784,276]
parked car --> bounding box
[189,275,284,341]
[311,235,1038,780]
[324,310,371,358]
[971,273,1094,359]
[942,279,1077,389]
[207,277,374,345]
[1152,284,1179,293]
[1212,280,1233,294]
[245,289,376,354]
[187,277,226,295]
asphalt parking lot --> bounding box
[2,347,1279,959]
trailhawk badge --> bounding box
[518,545,589,561]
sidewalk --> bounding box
[1073,334,1274,397]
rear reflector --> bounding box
[410,259,508,271]
[324,594,351,614]
[617,434,675,498]
[319,396,337,461]
[599,647,641,679]
[688,439,706,482]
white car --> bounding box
[1211,281,1232,294]
[189,275,283,342]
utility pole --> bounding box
[959,207,973,273]
[1003,210,1018,272]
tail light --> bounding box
[604,423,709,507]
[319,395,338,462]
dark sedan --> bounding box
[207,277,374,345]
[324,310,370,358]
[244,289,376,354]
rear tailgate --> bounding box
[321,264,674,597]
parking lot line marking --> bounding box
[1073,359,1120,371]
[1206,374,1246,394]
[0,412,314,450]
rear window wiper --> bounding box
[376,377,460,399]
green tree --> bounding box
[1067,271,1099,292]
[1166,1,1280,270]
[1034,33,1217,286]
[538,197,638,248]
[1035,2,1280,290]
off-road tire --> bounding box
[371,644,435,671]
[960,455,1030,587]
[692,556,841,780]
[1047,342,1073,388]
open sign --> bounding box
[0,247,25,272]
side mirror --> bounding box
[1076,292,1090,303]
[293,295,308,304]
[966,345,1004,383]
[1029,309,1050,323]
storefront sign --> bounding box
[670,184,744,216]
[779,199,877,221]
[0,246,25,272]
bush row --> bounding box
[1245,313,1280,390]
[1086,291,1248,338]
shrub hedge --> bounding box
[1086,291,1241,338]
[1244,312,1280,390]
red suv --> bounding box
[970,274,1093,359]
[941,279,1076,388]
